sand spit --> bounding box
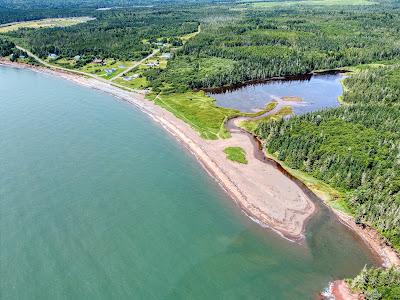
[1,60,315,240]
[2,60,399,264]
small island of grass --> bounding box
[224,147,248,164]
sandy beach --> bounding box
[2,60,399,267]
[1,60,315,240]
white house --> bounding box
[48,53,58,59]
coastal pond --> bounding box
[0,66,377,299]
[207,72,345,114]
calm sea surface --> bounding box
[208,73,344,114]
[0,67,377,299]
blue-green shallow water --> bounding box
[0,66,378,299]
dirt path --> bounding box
[110,49,159,81]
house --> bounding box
[48,53,58,59]
[160,53,171,59]
[92,58,103,64]
[123,74,139,81]
[105,68,116,74]
[145,62,159,68]
[74,55,81,61]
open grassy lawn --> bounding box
[0,17,94,33]
[114,76,149,89]
[77,59,135,79]
[224,147,248,164]
[239,106,293,133]
[148,91,240,139]
[52,58,78,69]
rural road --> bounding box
[110,49,159,81]
[16,45,145,94]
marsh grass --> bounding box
[224,147,248,164]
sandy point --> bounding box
[0,60,316,240]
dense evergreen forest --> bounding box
[150,6,400,91]
[0,0,224,10]
[256,65,400,252]
[0,37,14,56]
[349,266,400,299]
[2,10,199,61]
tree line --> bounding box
[149,7,400,91]
[255,65,400,252]
[2,9,199,61]
[350,266,400,299]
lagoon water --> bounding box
[0,67,377,299]
[208,73,344,114]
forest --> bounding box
[256,65,400,252]
[150,6,400,91]
[349,266,400,299]
[2,9,199,61]
[0,37,14,56]
[5,2,400,92]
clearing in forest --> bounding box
[0,17,94,33]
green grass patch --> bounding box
[240,106,293,133]
[242,101,278,118]
[78,59,134,79]
[114,77,149,89]
[148,91,240,139]
[224,147,248,164]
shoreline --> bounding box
[199,69,346,94]
[258,133,400,269]
[2,60,399,267]
[0,60,316,241]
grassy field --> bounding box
[114,76,149,89]
[224,147,248,164]
[77,59,135,79]
[181,31,200,43]
[0,17,94,33]
[112,53,170,89]
[147,91,240,139]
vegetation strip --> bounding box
[224,147,248,164]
